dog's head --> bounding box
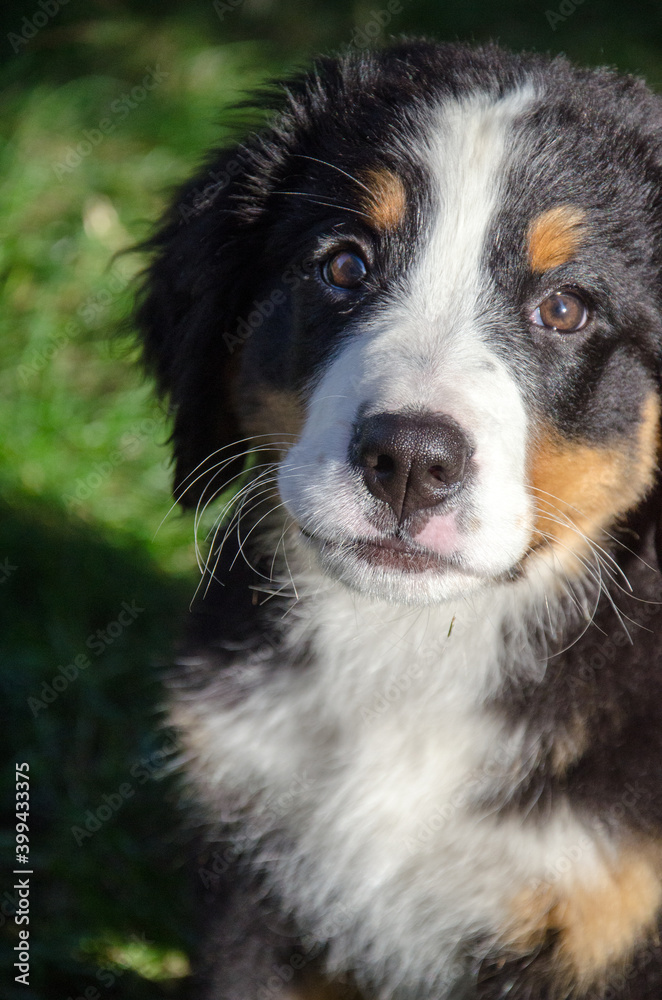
[137,42,662,605]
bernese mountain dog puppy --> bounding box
[136,40,662,1000]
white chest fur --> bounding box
[176,579,597,996]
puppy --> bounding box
[136,40,662,1000]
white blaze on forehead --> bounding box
[358,87,536,478]
[364,84,537,406]
[414,87,534,324]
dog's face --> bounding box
[139,43,662,605]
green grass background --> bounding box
[2,1,662,996]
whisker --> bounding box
[203,477,281,592]
[529,484,657,588]
[269,191,373,220]
[203,465,280,544]
[270,516,295,584]
[207,462,314,554]
[198,460,317,598]
[531,508,639,650]
[529,487,630,581]
[531,495,656,609]
[230,498,291,585]
[176,433,296,494]
[534,511,623,593]
[192,449,303,579]
[541,558,605,657]
[156,435,295,547]
[292,154,375,196]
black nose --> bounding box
[350,412,473,524]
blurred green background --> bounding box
[2,1,662,996]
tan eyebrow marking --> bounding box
[527,205,586,273]
[361,168,407,231]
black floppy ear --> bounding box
[135,146,266,507]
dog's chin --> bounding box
[297,532,494,606]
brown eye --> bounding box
[532,291,588,332]
[323,250,368,289]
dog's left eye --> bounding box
[531,291,588,332]
[322,250,368,289]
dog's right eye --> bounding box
[531,290,588,332]
[322,250,368,289]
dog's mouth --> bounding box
[299,529,455,574]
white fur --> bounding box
[176,565,600,997]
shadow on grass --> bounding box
[0,485,197,999]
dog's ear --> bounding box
[135,145,269,507]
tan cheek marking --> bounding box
[528,393,660,567]
[239,387,304,453]
[505,848,662,988]
[361,168,407,231]
[527,205,586,273]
